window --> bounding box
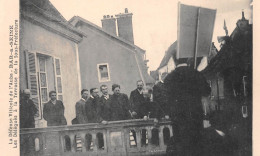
[55,58,63,101]
[38,56,48,103]
[97,63,110,82]
[25,51,63,121]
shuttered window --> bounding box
[25,51,63,121]
[38,56,48,103]
[55,58,63,101]
[25,51,41,119]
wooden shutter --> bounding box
[25,51,41,119]
[54,58,63,101]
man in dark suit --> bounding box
[164,58,211,156]
[20,89,38,156]
[20,89,38,128]
[153,72,170,119]
[129,80,145,118]
[43,91,67,126]
[110,84,131,121]
[98,85,112,123]
[75,89,89,124]
[85,88,100,123]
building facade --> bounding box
[20,0,83,127]
[69,9,154,95]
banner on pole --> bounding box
[177,3,216,59]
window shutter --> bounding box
[25,51,41,119]
[54,58,63,101]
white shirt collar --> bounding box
[215,130,225,137]
[137,89,143,94]
[51,100,56,105]
[90,95,94,99]
[177,63,188,67]
[104,94,109,100]
[81,98,86,102]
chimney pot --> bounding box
[111,15,113,18]
[107,15,110,18]
[242,10,245,20]
[125,8,128,13]
[103,15,106,19]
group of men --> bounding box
[74,82,163,125]
[20,81,162,128]
[20,56,237,155]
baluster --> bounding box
[168,125,174,137]
[159,126,164,148]
[147,127,152,147]
[136,129,141,148]
[80,133,86,152]
[92,132,97,151]
[102,131,107,150]
[69,134,76,153]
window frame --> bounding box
[54,57,63,101]
[25,50,63,121]
[97,63,111,82]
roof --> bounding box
[202,24,252,79]
[21,0,67,22]
[157,41,218,71]
[69,16,145,53]
[21,0,85,41]
[157,41,177,70]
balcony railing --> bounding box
[20,119,173,156]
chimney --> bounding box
[101,15,117,35]
[115,8,134,43]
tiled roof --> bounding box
[157,41,177,70]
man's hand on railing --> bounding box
[129,110,137,119]
[131,111,137,116]
[101,120,108,124]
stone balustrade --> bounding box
[20,119,173,156]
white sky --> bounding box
[49,0,252,71]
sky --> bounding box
[49,0,252,71]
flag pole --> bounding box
[194,7,201,69]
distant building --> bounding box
[20,0,83,127]
[69,9,154,95]
[150,70,159,81]
[157,41,217,81]
[157,41,177,81]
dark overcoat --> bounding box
[129,89,146,117]
[20,99,37,128]
[110,93,131,121]
[43,100,67,126]
[98,95,112,121]
[75,99,88,124]
[85,97,100,123]
[164,66,211,155]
